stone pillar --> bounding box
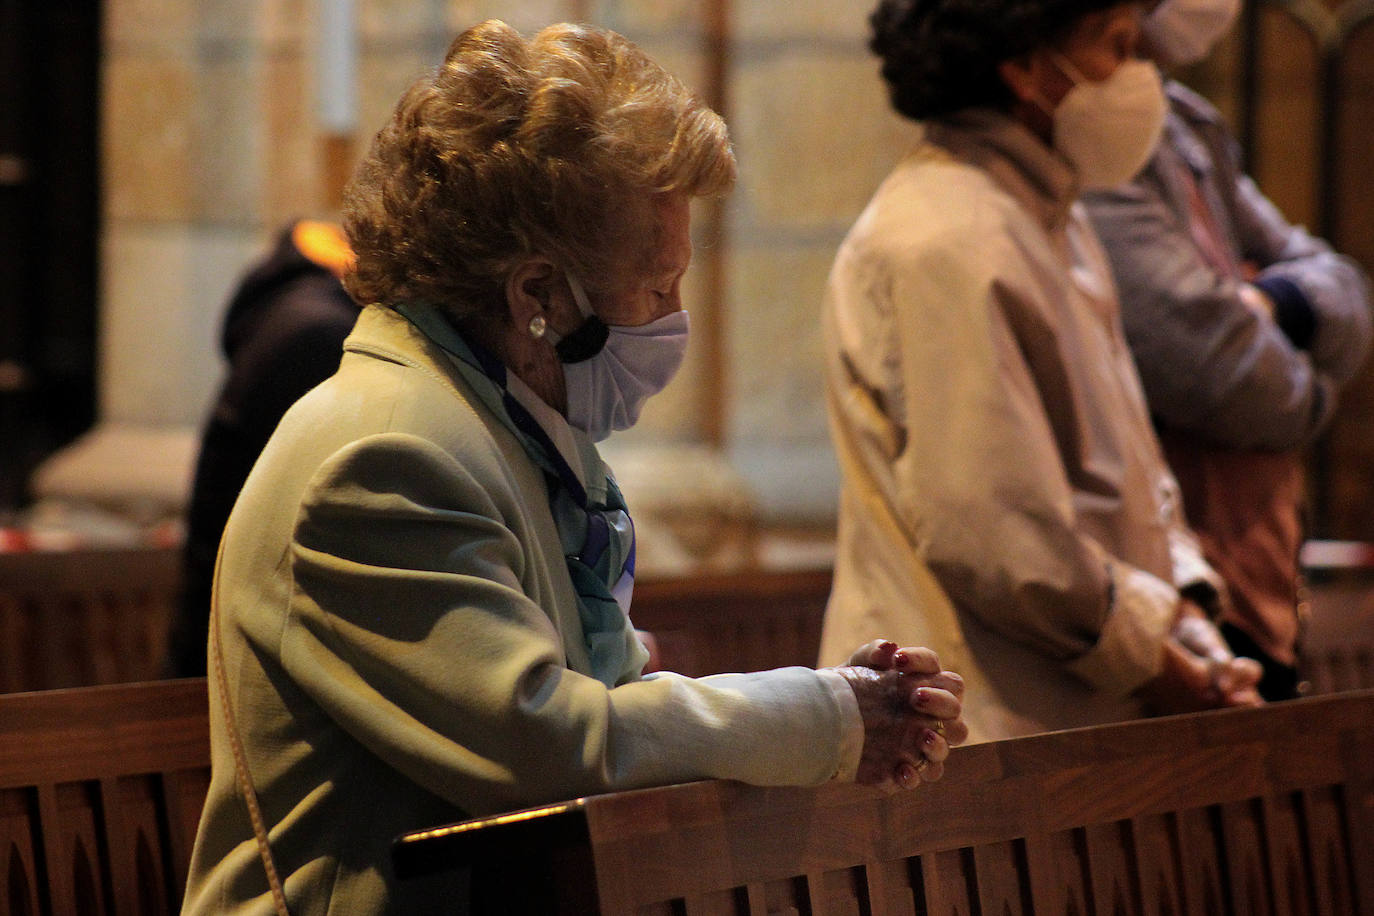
[724,0,918,522]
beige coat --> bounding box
[819,110,1221,742]
[183,305,856,915]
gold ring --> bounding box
[932,719,947,738]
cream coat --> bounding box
[819,110,1221,742]
[182,305,856,915]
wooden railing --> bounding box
[394,688,1374,915]
[0,679,211,916]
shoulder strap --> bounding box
[209,543,292,916]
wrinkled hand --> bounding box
[1138,603,1263,715]
[848,639,943,676]
[831,640,967,790]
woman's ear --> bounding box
[505,258,557,328]
[997,52,1058,142]
[997,55,1041,105]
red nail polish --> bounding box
[894,651,908,668]
[880,640,897,653]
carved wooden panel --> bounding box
[1127,812,1186,916]
[0,680,211,915]
[0,788,41,916]
[1024,829,1092,915]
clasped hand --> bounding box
[1139,600,1264,715]
[827,640,967,791]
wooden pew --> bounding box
[632,568,832,677]
[1305,577,1374,693]
[1302,542,1374,694]
[0,546,181,692]
[394,688,1374,915]
[0,678,211,915]
[1,541,1370,696]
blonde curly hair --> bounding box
[342,19,736,320]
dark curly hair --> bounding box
[342,20,735,321]
[870,0,1133,120]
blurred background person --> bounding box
[818,0,1262,742]
[1083,0,1373,700]
[183,21,965,914]
[166,219,359,678]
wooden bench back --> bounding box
[631,564,1374,695]
[3,543,1373,694]
[632,569,831,677]
[0,546,181,692]
[396,689,1374,915]
[0,679,211,916]
[1305,573,1374,693]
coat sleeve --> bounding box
[847,233,1174,698]
[278,432,854,816]
[1229,169,1373,388]
[1084,171,1340,451]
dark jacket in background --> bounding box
[168,221,359,677]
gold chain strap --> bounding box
[209,541,291,916]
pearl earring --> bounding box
[528,315,547,339]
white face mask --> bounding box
[558,274,690,442]
[1142,0,1240,68]
[1047,54,1168,190]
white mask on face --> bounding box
[1142,0,1241,68]
[1047,53,1168,190]
[558,274,690,442]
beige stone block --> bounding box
[191,53,267,223]
[462,0,575,34]
[725,244,835,444]
[100,223,262,426]
[734,0,871,43]
[355,50,436,141]
[262,53,328,221]
[260,0,311,46]
[593,0,705,34]
[728,439,839,523]
[106,0,196,48]
[360,0,447,42]
[197,0,266,44]
[193,0,308,47]
[104,54,196,222]
[730,51,918,231]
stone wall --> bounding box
[96,0,898,525]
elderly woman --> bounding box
[817,0,1263,742]
[182,20,965,915]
